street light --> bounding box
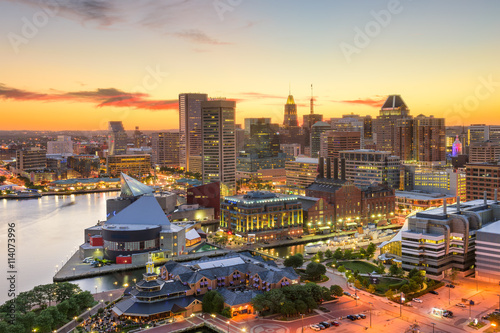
[227,320,230,333]
[400,292,405,317]
[497,294,500,312]
[431,322,435,333]
[368,302,373,328]
[301,313,304,333]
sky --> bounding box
[0,0,499,131]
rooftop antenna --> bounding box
[289,82,291,95]
[310,84,314,114]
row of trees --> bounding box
[0,283,95,333]
[159,166,202,180]
[0,282,82,314]
[251,283,332,317]
[201,291,231,318]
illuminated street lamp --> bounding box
[227,320,230,333]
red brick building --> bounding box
[187,181,220,219]
[466,162,500,201]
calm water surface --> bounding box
[0,192,145,304]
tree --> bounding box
[348,275,355,284]
[202,291,224,314]
[0,176,6,184]
[280,300,296,317]
[368,284,376,294]
[385,289,394,300]
[359,248,367,258]
[34,310,53,333]
[377,262,386,274]
[450,269,459,283]
[330,285,343,297]
[337,265,346,273]
[366,243,376,258]
[284,254,303,269]
[400,284,410,295]
[305,262,326,281]
[354,279,362,289]
[251,294,269,313]
[325,249,333,260]
[320,287,332,302]
[333,248,343,260]
[389,264,403,276]
[221,307,232,318]
[344,249,353,260]
[408,280,419,293]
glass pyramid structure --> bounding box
[120,173,154,197]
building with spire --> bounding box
[283,93,298,127]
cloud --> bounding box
[0,84,178,111]
[336,96,386,108]
[174,29,231,45]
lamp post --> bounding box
[497,294,500,311]
[431,322,435,333]
[400,292,404,317]
[368,302,373,328]
[227,320,230,333]
[301,313,304,333]
[448,280,451,305]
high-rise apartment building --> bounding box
[15,147,47,172]
[179,93,208,171]
[395,117,413,161]
[244,118,271,135]
[320,131,361,159]
[47,135,74,156]
[201,99,236,196]
[340,149,400,188]
[285,157,319,195]
[108,121,128,156]
[106,154,151,178]
[469,141,500,163]
[412,115,446,162]
[151,132,180,167]
[373,95,410,154]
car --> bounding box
[358,314,366,319]
[446,284,456,288]
[352,294,360,300]
[446,310,453,317]
[429,290,439,295]
[319,322,330,328]
[317,324,326,330]
[82,257,93,263]
[310,325,321,331]
[346,315,357,321]
[413,298,423,303]
[330,321,340,326]
[456,303,466,308]
[344,291,351,297]
[298,236,302,238]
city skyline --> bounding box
[1,0,500,130]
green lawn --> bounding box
[340,261,378,274]
[374,277,407,295]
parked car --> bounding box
[358,314,366,319]
[456,303,466,308]
[429,290,439,295]
[317,323,326,330]
[352,294,360,300]
[330,321,340,326]
[413,298,423,303]
[82,257,93,263]
[446,284,456,288]
[319,322,330,328]
[344,292,351,297]
[310,325,321,331]
[443,310,453,318]
[346,315,357,321]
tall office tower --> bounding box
[244,118,271,135]
[179,93,208,171]
[373,95,410,154]
[395,117,414,161]
[310,121,331,158]
[330,114,365,148]
[283,93,298,127]
[108,121,128,155]
[151,132,180,167]
[202,99,236,196]
[413,115,446,162]
[489,126,500,142]
[245,118,280,157]
[235,128,246,151]
[15,147,47,172]
[320,131,361,159]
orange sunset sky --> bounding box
[1,0,499,131]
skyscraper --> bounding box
[283,94,298,127]
[373,95,410,154]
[310,121,331,158]
[151,132,180,167]
[179,93,208,171]
[412,115,446,162]
[202,99,236,196]
[108,121,128,156]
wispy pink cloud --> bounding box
[335,95,386,108]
